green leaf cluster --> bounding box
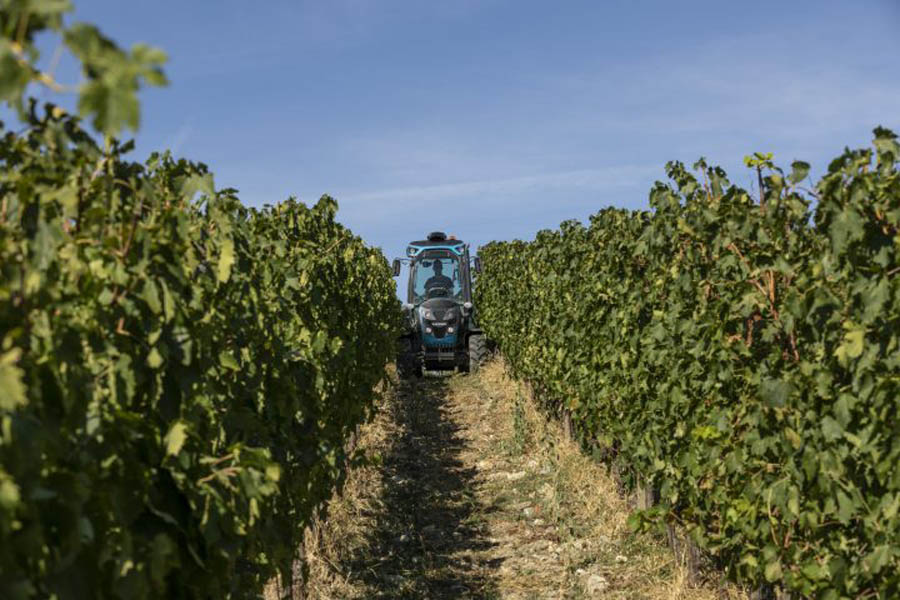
[1,0,168,135]
[476,130,900,599]
[0,107,402,599]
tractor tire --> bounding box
[467,334,487,374]
[397,345,422,379]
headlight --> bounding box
[420,307,434,320]
[443,309,456,320]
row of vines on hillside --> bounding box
[0,105,401,599]
[476,131,900,599]
[1,4,401,598]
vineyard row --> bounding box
[476,132,900,599]
[0,107,401,598]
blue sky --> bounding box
[14,0,900,284]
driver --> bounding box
[424,260,453,293]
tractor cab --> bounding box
[392,232,486,376]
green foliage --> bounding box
[1,0,168,135]
[0,107,401,598]
[0,1,402,597]
[477,131,900,599]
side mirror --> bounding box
[473,257,482,273]
[402,303,414,312]
[392,259,401,277]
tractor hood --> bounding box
[420,297,458,319]
[418,297,460,348]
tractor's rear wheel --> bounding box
[467,334,487,374]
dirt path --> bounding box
[302,360,745,600]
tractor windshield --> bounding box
[411,256,463,303]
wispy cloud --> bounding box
[537,29,900,143]
[147,1,899,258]
[340,165,657,205]
[166,119,194,156]
[332,164,660,253]
[327,25,899,215]
[176,0,500,79]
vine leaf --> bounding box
[164,422,188,457]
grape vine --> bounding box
[477,133,900,598]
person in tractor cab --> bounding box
[425,260,453,293]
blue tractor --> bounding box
[392,231,487,378]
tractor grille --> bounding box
[424,331,457,348]
[430,309,454,321]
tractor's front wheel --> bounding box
[397,340,422,379]
[466,334,487,374]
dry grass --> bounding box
[270,359,748,599]
[263,378,396,600]
[291,385,396,599]
[300,373,499,598]
[454,358,748,599]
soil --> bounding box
[297,360,746,600]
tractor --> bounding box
[392,231,487,378]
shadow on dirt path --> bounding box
[346,375,501,599]
[301,362,743,599]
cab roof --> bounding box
[409,238,464,248]
[407,231,466,257]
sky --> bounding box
[11,0,900,292]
